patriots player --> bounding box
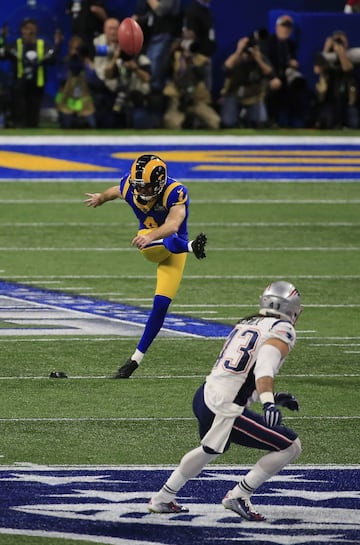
[85,154,207,378]
[150,281,302,521]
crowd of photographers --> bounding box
[0,0,360,130]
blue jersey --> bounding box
[119,173,190,240]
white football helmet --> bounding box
[259,281,302,325]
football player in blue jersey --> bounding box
[149,281,302,521]
[85,154,207,378]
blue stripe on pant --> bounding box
[193,383,297,453]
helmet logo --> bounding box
[259,281,302,325]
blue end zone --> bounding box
[0,280,232,338]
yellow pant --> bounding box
[139,229,187,299]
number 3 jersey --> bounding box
[119,173,189,239]
[204,316,297,418]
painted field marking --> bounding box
[0,465,358,545]
[0,282,230,338]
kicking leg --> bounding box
[113,253,186,378]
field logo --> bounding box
[0,281,231,338]
[0,466,359,544]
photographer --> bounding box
[183,0,217,93]
[162,39,220,129]
[104,46,155,129]
[55,35,96,129]
[313,31,359,129]
[66,0,107,50]
[91,18,120,127]
[93,18,119,87]
[219,35,275,128]
[265,15,310,128]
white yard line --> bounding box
[1,222,359,227]
[1,247,359,251]
[0,373,357,380]
[1,198,359,204]
[0,415,358,422]
[2,134,360,145]
[0,336,359,343]
[1,178,360,183]
[3,274,360,279]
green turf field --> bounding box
[0,176,359,472]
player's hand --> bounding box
[274,392,299,411]
[131,233,151,249]
[84,193,102,207]
[263,402,282,427]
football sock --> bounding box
[153,446,218,503]
[137,294,171,353]
[131,349,144,365]
[228,438,302,498]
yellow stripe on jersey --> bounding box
[162,182,188,208]
[120,176,132,199]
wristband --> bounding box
[259,391,275,405]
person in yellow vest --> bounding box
[55,35,96,128]
[5,18,61,127]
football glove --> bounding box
[263,402,282,427]
[274,392,299,411]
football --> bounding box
[117,17,144,56]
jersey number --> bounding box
[144,217,159,229]
[216,328,259,373]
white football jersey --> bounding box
[204,315,296,417]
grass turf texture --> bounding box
[0,178,359,468]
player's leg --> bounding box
[222,408,301,520]
[162,233,207,260]
[149,445,218,513]
[150,382,220,512]
[136,251,187,351]
[113,253,187,378]
[133,228,207,260]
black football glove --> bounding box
[263,402,282,427]
[274,391,299,411]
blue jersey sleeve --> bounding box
[119,172,131,198]
[164,180,189,209]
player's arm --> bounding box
[255,338,289,399]
[84,185,121,207]
[254,338,289,427]
[132,204,186,249]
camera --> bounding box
[113,90,127,112]
[319,47,360,67]
[285,67,305,89]
[245,35,257,53]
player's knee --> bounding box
[141,245,171,263]
[202,445,220,455]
